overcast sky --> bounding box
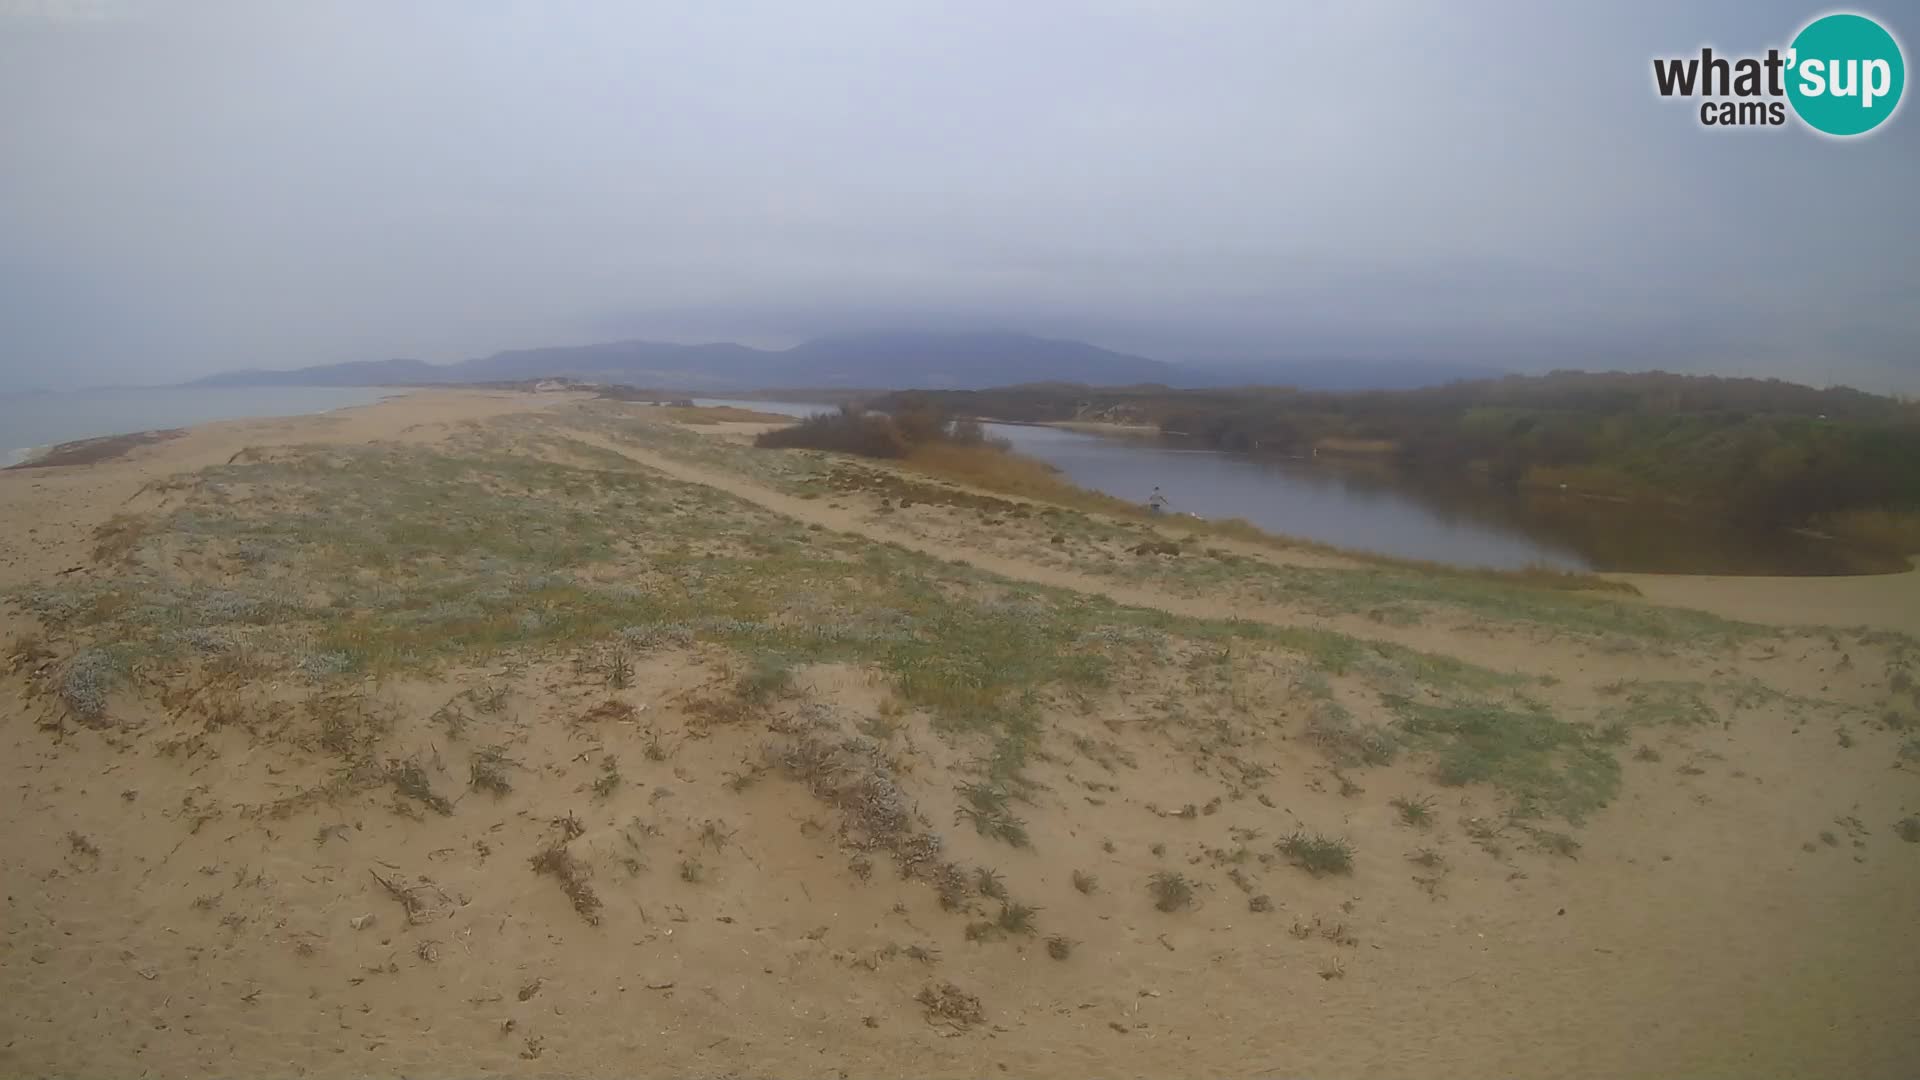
[3,0,1916,391]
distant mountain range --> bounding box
[186,331,1181,392]
[183,330,1502,392]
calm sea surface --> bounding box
[2,386,401,465]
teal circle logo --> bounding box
[1787,13,1905,136]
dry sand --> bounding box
[2,391,1916,1079]
[1613,565,1920,639]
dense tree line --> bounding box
[872,373,1920,529]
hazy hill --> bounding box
[773,331,1175,388]
[184,331,1185,392]
[1198,357,1510,391]
[186,357,446,388]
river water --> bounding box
[697,399,1873,575]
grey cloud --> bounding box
[2,0,1915,391]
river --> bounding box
[697,399,1876,575]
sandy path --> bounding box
[570,434,1525,659]
[1613,564,1920,638]
[562,433,1849,698]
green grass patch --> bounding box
[1277,831,1356,876]
[1390,795,1435,828]
[1391,697,1621,823]
[12,421,1577,853]
[1602,679,1718,727]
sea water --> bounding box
[1,386,400,465]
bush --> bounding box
[61,647,125,720]
[1148,871,1194,912]
[890,402,950,445]
[756,406,909,458]
[950,417,988,446]
[754,401,1007,461]
[1821,508,1920,558]
[1278,831,1355,876]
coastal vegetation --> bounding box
[743,401,1645,593]
[869,372,1920,558]
[3,395,1913,1078]
[754,401,1005,458]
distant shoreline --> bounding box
[0,385,407,468]
[6,428,187,470]
[1042,419,1162,435]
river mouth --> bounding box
[696,401,1892,576]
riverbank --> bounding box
[868,376,1920,574]
[1043,418,1162,435]
[2,391,1914,1079]
[721,401,1895,576]
[1023,428,1907,575]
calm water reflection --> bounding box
[990,424,1590,570]
[695,400,1870,575]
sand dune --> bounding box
[2,391,1915,1078]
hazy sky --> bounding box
[3,0,1916,391]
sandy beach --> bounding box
[2,390,1915,1079]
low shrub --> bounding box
[755,407,910,458]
